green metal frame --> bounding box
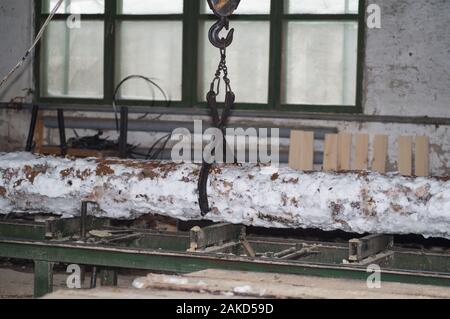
[34,0,366,114]
[1,238,450,298]
[0,216,449,298]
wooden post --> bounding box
[415,136,430,177]
[337,133,352,171]
[353,134,369,171]
[288,131,314,171]
[323,134,338,171]
[372,135,389,174]
[398,136,413,176]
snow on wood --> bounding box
[0,153,449,239]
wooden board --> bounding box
[398,136,413,176]
[415,136,430,177]
[353,134,369,171]
[323,134,338,171]
[337,133,352,171]
[372,135,389,173]
[288,131,314,171]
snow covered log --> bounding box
[0,153,449,239]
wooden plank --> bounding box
[398,136,413,176]
[323,134,338,171]
[353,134,369,171]
[337,133,352,171]
[288,131,314,171]
[372,135,388,173]
[415,136,430,177]
[288,131,302,170]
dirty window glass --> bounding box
[282,21,358,105]
[285,0,359,14]
[42,0,105,14]
[201,0,271,14]
[119,0,184,14]
[41,20,104,98]
[115,21,183,101]
[198,21,270,103]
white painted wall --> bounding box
[0,0,449,174]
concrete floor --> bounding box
[0,262,139,299]
[1,264,449,299]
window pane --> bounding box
[118,0,183,14]
[41,20,104,98]
[285,0,359,14]
[282,21,358,106]
[198,21,270,104]
[201,0,271,14]
[42,0,105,14]
[116,21,183,101]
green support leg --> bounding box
[34,260,54,298]
[100,269,118,287]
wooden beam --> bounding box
[353,134,369,171]
[372,135,389,174]
[398,136,413,176]
[1,154,449,238]
[415,136,430,177]
[288,131,314,171]
[323,134,338,171]
[337,133,352,171]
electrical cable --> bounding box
[145,133,172,160]
[0,0,64,90]
[112,74,170,132]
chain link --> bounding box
[210,48,232,95]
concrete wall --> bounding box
[0,0,449,174]
[364,0,450,118]
[0,0,33,151]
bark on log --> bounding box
[0,153,449,239]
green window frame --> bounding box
[34,0,366,113]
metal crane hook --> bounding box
[207,0,241,49]
[208,17,234,49]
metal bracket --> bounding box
[267,244,319,260]
[349,234,394,264]
[80,201,98,241]
[188,223,255,257]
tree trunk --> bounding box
[0,153,449,239]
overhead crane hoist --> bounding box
[199,0,241,216]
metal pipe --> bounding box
[90,266,97,289]
[119,107,129,159]
[57,109,67,156]
[43,117,337,140]
[25,105,39,152]
[4,103,450,126]
[80,201,88,240]
[129,148,324,165]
